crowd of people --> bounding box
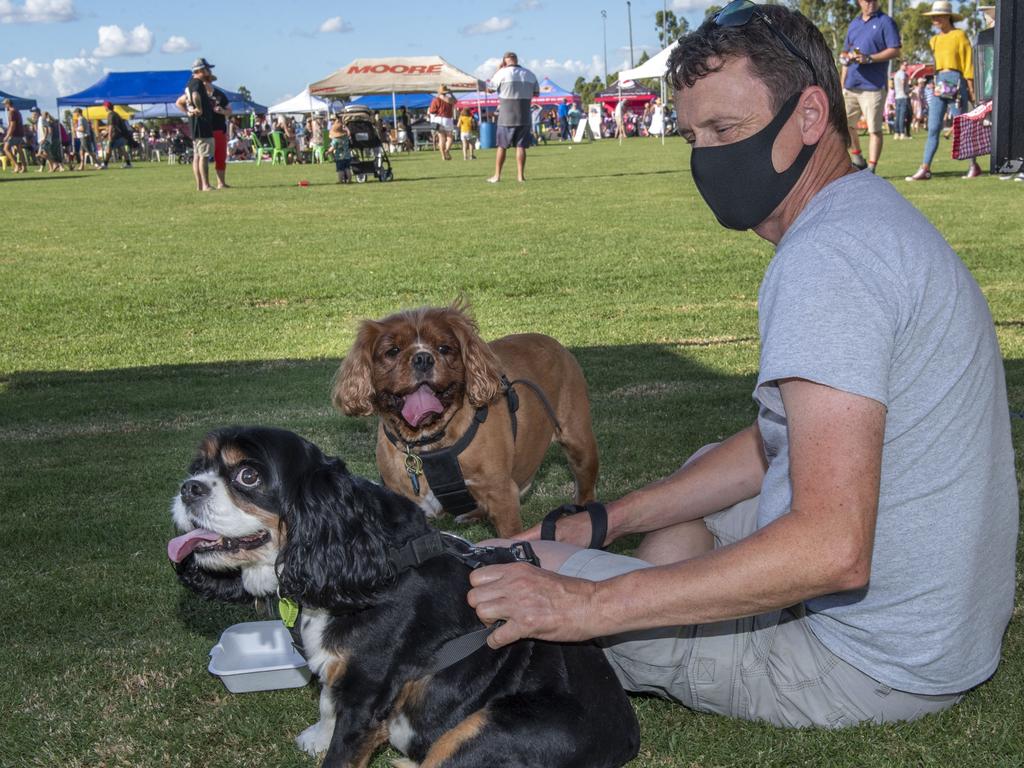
[4,1,1017,185]
[838,0,997,180]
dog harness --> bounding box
[388,531,541,673]
[382,376,561,516]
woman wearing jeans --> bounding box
[906,1,981,180]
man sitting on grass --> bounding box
[467,1,1018,728]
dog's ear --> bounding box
[447,307,502,407]
[174,558,253,604]
[333,320,382,416]
[276,459,393,610]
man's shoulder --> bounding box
[877,12,900,31]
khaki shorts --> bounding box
[193,137,214,159]
[844,88,886,134]
[558,481,962,727]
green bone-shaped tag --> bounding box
[278,597,299,628]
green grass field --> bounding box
[2,135,1021,768]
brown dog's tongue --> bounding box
[401,384,444,427]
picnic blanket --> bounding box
[951,100,993,160]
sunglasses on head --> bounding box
[712,0,819,86]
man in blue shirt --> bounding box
[557,98,570,141]
[841,0,901,172]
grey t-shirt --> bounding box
[755,171,1017,694]
[492,65,539,127]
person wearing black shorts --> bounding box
[486,52,539,183]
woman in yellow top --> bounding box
[906,1,981,180]
[458,108,477,161]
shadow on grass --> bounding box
[0,350,1021,767]
[0,172,91,183]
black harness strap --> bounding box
[417,407,488,516]
[386,532,541,674]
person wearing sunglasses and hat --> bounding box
[467,0,1016,730]
[175,57,217,191]
[906,1,983,181]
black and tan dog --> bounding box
[168,426,639,768]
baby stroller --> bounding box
[340,105,393,182]
[171,134,193,165]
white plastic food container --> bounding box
[208,620,312,693]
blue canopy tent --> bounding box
[134,89,266,119]
[57,70,193,109]
[0,89,38,110]
[347,93,433,111]
[533,77,579,106]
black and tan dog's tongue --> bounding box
[401,384,444,427]
[167,529,220,563]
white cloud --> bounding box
[93,23,153,58]
[528,56,604,82]
[0,0,75,23]
[512,0,541,10]
[160,35,196,54]
[461,16,515,36]
[0,55,102,109]
[475,54,606,86]
[318,16,353,34]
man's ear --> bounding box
[798,86,830,146]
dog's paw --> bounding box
[295,721,333,756]
[391,760,419,768]
[454,511,486,525]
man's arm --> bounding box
[469,379,885,647]
[175,93,190,114]
[518,422,767,547]
[854,46,900,65]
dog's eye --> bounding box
[384,346,400,358]
[437,345,453,356]
[235,467,260,488]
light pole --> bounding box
[602,10,608,83]
[627,1,635,67]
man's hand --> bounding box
[467,563,600,648]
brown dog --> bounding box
[333,304,599,536]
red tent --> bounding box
[593,83,657,111]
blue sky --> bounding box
[1,0,716,113]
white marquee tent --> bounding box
[616,41,679,83]
[267,88,332,114]
[616,41,678,145]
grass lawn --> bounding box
[1,134,1021,767]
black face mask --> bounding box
[690,91,817,231]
